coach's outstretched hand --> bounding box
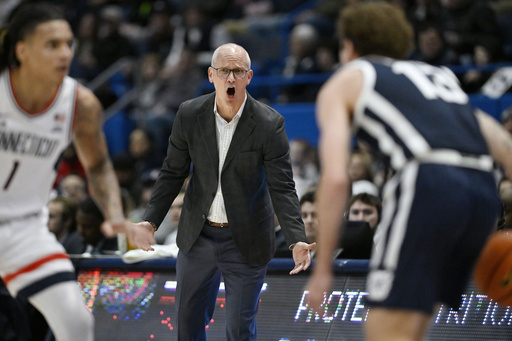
[102,220,155,251]
[289,242,316,275]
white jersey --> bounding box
[0,70,77,220]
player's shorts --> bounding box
[367,161,500,314]
[0,208,76,300]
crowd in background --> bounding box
[1,0,512,257]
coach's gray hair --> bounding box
[211,43,251,69]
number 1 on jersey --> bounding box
[3,160,19,190]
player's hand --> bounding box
[305,270,333,314]
[290,241,316,275]
[101,220,155,251]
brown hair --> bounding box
[338,1,413,60]
[348,192,382,223]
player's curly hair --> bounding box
[0,2,64,72]
[338,1,413,60]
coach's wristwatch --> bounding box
[145,221,158,232]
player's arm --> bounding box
[73,85,124,224]
[306,68,362,311]
[475,109,512,179]
[72,85,155,250]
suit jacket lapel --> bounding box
[222,95,256,171]
[197,95,219,174]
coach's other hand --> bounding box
[290,241,316,275]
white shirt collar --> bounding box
[213,92,247,122]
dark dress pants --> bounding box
[176,223,267,341]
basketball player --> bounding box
[0,3,155,340]
[306,2,512,340]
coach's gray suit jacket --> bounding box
[143,92,306,266]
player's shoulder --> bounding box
[75,83,101,114]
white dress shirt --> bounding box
[207,94,247,224]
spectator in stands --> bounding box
[347,193,382,230]
[132,1,177,61]
[130,173,189,245]
[112,152,143,210]
[280,23,321,103]
[93,5,135,73]
[316,39,340,73]
[131,52,163,114]
[129,172,190,246]
[128,127,165,175]
[69,11,100,82]
[158,46,206,113]
[352,179,379,197]
[408,22,458,66]
[300,190,318,244]
[58,173,89,206]
[53,143,86,190]
[332,193,382,260]
[76,197,118,254]
[275,189,318,258]
[348,150,379,196]
[460,44,497,93]
[492,0,512,61]
[128,169,160,223]
[222,0,292,73]
[289,138,319,198]
[224,0,275,20]
[293,0,343,36]
[48,196,84,254]
[402,0,442,32]
[163,3,231,70]
[438,0,503,65]
[163,191,185,246]
[348,150,374,183]
[128,53,176,158]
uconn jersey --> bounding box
[0,70,77,221]
[348,57,492,173]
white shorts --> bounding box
[0,208,76,299]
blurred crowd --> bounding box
[1,0,510,101]
[1,0,512,258]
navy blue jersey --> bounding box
[347,58,501,314]
[348,57,491,172]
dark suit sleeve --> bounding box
[142,109,191,227]
[264,114,307,246]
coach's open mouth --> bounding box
[227,87,235,98]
